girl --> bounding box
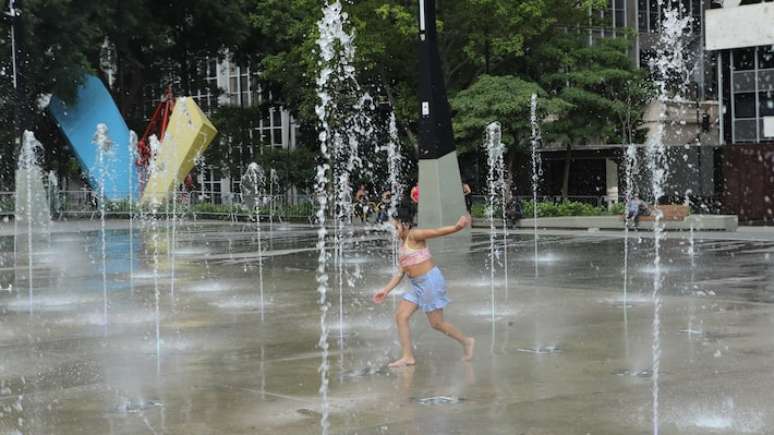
[372,207,475,367]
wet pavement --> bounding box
[1,220,774,434]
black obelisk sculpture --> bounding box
[416,0,467,229]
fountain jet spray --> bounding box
[484,122,507,333]
[647,3,693,433]
[15,131,49,314]
[243,163,266,321]
[529,94,541,278]
[93,123,114,332]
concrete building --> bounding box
[538,0,722,210]
[706,0,774,221]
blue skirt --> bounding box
[403,266,450,312]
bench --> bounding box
[625,204,690,222]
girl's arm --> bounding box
[373,271,405,304]
[382,272,405,294]
[410,214,471,241]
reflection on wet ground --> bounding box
[1,221,774,434]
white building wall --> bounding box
[706,3,774,50]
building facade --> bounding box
[706,0,774,222]
[539,0,726,211]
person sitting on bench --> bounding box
[626,194,650,228]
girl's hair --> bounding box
[393,203,416,227]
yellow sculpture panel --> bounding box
[141,97,217,205]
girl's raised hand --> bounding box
[456,213,472,229]
[372,289,388,304]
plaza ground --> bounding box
[1,221,774,434]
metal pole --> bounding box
[9,0,24,143]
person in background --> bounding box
[462,181,472,212]
[376,190,392,224]
[626,194,650,228]
[354,184,370,222]
[505,190,524,228]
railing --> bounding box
[0,190,727,221]
[0,190,319,222]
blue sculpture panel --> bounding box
[49,75,137,200]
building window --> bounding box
[228,64,253,107]
[231,176,242,196]
[734,93,757,118]
[637,0,701,34]
[201,169,222,204]
[190,59,218,114]
[252,107,283,150]
[733,48,756,71]
[730,46,774,143]
[759,46,774,70]
[614,0,626,28]
[760,91,774,117]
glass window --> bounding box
[240,76,248,94]
[273,109,282,127]
[733,71,756,93]
[649,0,659,32]
[272,128,282,146]
[615,10,625,27]
[733,48,756,71]
[759,46,774,70]
[759,70,774,92]
[638,0,649,32]
[734,93,757,118]
[734,119,757,142]
[760,91,774,116]
[251,77,262,104]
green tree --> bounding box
[530,32,651,199]
[0,0,255,188]
[451,75,570,154]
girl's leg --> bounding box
[389,300,418,367]
[426,310,475,361]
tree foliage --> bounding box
[451,75,571,154]
[0,0,652,195]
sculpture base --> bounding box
[418,151,468,236]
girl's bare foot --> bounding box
[463,337,475,361]
[388,357,416,368]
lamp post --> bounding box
[416,0,467,229]
[7,0,24,142]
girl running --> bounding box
[372,206,475,367]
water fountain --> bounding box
[484,122,506,331]
[313,1,378,431]
[529,93,541,278]
[93,123,113,330]
[142,133,167,375]
[647,4,693,434]
[14,131,51,313]
[270,168,279,225]
[622,143,639,331]
[314,2,345,432]
[386,112,403,267]
[128,131,138,295]
[242,162,266,320]
[151,209,162,376]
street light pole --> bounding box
[6,0,25,163]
